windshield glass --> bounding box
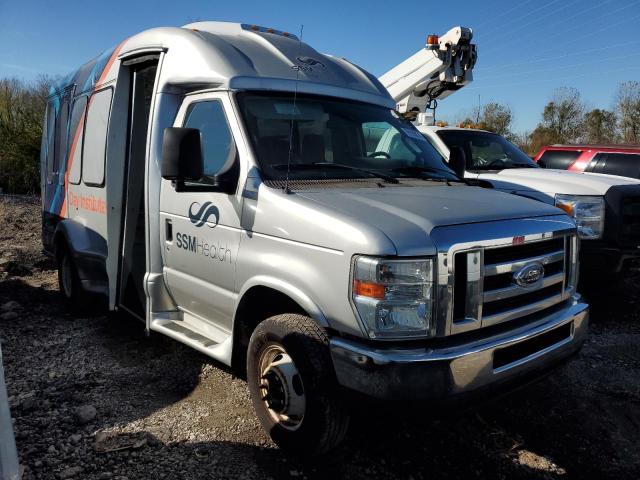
[436,130,538,170]
[236,92,458,182]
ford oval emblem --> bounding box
[513,262,545,288]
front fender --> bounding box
[235,275,329,328]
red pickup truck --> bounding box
[534,145,640,180]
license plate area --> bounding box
[493,322,573,372]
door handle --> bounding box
[165,219,173,242]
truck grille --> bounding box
[620,196,640,245]
[450,235,576,334]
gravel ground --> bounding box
[1,195,639,479]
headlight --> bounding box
[555,194,605,240]
[351,256,435,339]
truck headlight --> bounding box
[351,256,435,339]
[555,194,605,240]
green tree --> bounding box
[616,81,640,143]
[540,87,584,143]
[510,131,534,156]
[476,102,513,137]
[583,108,617,144]
[0,76,51,194]
[528,126,563,157]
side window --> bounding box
[45,101,57,182]
[587,153,607,173]
[183,100,235,185]
[538,150,581,169]
[597,153,640,179]
[67,96,87,185]
[82,88,113,186]
[56,95,70,184]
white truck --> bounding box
[41,21,588,456]
[379,27,640,276]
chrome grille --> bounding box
[431,218,578,337]
[434,225,579,336]
[442,233,578,336]
[481,238,567,326]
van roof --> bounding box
[50,21,395,109]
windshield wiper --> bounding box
[272,163,399,184]
[391,165,462,182]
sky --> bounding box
[1,0,639,133]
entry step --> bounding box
[150,318,232,364]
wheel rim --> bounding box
[257,343,306,431]
[60,254,73,298]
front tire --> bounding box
[247,314,350,457]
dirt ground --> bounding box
[1,195,639,480]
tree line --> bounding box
[0,76,52,194]
[458,81,640,156]
[1,76,639,194]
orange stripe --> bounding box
[62,40,126,217]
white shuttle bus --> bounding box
[41,22,588,455]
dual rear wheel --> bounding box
[56,245,92,311]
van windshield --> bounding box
[436,130,538,171]
[236,92,458,183]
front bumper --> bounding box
[330,298,588,401]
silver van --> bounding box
[41,21,588,455]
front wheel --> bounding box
[247,314,350,457]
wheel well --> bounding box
[232,286,309,376]
[53,232,69,260]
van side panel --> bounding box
[41,43,125,299]
[42,45,121,225]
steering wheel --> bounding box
[368,151,391,159]
[486,158,508,167]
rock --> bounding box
[0,311,19,321]
[74,405,97,425]
[20,397,37,412]
[97,473,113,480]
[58,466,83,479]
[70,434,82,444]
[94,431,147,453]
[48,445,57,454]
[1,300,21,311]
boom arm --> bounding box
[379,26,477,122]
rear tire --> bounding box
[56,244,91,312]
[247,314,350,457]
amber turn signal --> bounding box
[353,280,385,299]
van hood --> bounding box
[296,185,564,255]
[476,168,640,202]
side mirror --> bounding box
[537,159,547,168]
[448,146,468,179]
[161,127,203,181]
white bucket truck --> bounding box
[379,26,640,277]
[41,22,587,455]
